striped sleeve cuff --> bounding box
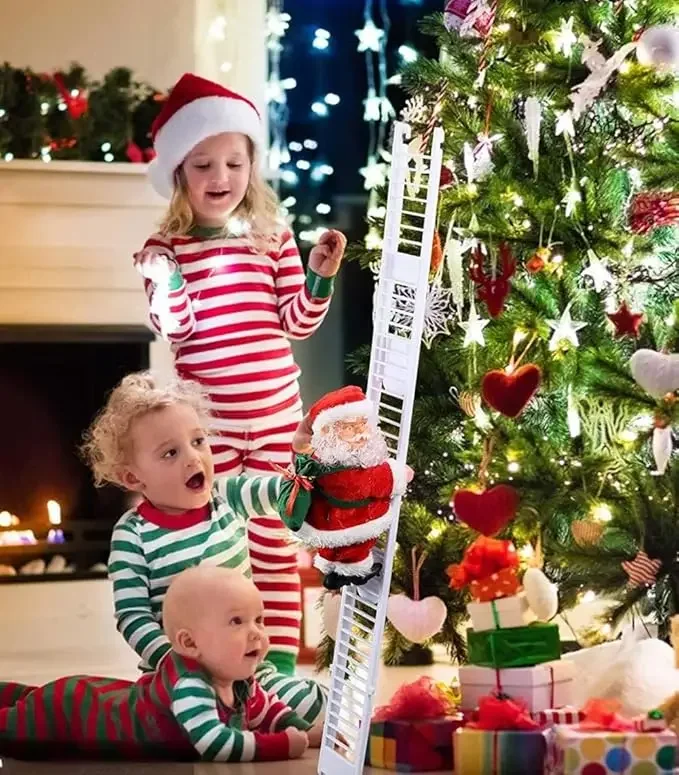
[275,711,311,732]
[305,269,334,299]
[168,269,184,291]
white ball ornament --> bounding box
[637,26,679,71]
[523,567,559,621]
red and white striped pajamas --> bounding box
[141,227,334,674]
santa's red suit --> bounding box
[278,386,408,586]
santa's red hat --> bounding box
[148,73,263,199]
[309,386,375,435]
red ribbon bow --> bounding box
[578,699,635,732]
[372,677,456,722]
[468,694,540,731]
[270,462,314,517]
[446,536,519,590]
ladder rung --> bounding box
[404,195,427,203]
[328,707,360,735]
[379,416,401,429]
[399,238,422,247]
[378,400,403,415]
[346,655,370,678]
[401,224,424,233]
[376,389,404,403]
[402,209,425,218]
[325,729,353,754]
[382,430,399,442]
[356,587,381,606]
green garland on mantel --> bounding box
[0,62,166,164]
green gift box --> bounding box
[467,623,561,668]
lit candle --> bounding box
[0,510,13,528]
[47,500,61,525]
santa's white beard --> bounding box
[312,424,389,468]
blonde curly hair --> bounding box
[157,137,284,254]
[81,372,211,488]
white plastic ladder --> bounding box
[317,121,445,775]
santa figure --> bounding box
[276,386,411,590]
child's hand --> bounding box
[308,229,347,278]
[134,247,176,284]
[292,413,314,454]
[307,723,324,748]
[405,464,414,483]
[286,727,309,758]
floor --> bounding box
[0,662,458,775]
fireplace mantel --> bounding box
[0,159,166,328]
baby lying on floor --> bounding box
[0,566,319,762]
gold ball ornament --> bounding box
[571,520,604,547]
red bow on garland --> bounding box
[53,73,88,119]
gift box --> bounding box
[467,592,535,632]
[454,727,548,773]
[365,677,463,771]
[470,566,521,602]
[467,622,561,668]
[367,717,464,771]
[547,724,677,774]
[460,660,575,713]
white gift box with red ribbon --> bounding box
[459,660,575,713]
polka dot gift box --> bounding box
[547,725,678,774]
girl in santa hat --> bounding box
[133,73,346,675]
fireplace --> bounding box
[0,324,153,582]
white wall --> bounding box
[0,0,267,109]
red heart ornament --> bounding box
[452,485,520,536]
[481,364,542,418]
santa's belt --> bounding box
[316,488,379,509]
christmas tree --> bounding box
[320,0,679,668]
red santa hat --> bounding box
[309,386,375,435]
[148,73,264,199]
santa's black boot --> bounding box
[349,562,383,587]
[323,572,344,590]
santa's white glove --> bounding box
[388,461,412,496]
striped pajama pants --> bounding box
[208,403,303,676]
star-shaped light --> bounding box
[360,156,388,190]
[581,250,614,293]
[364,90,381,122]
[458,299,489,347]
[607,301,644,338]
[547,302,587,351]
[266,9,291,39]
[554,17,577,57]
[363,89,394,123]
[355,18,385,52]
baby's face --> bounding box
[122,403,214,514]
[192,580,269,682]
